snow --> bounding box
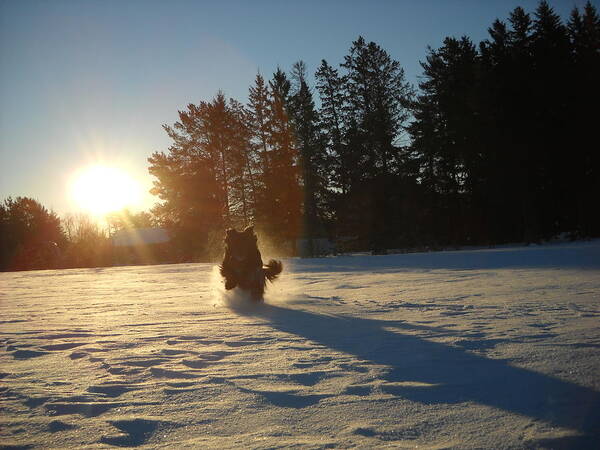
[1,241,599,448]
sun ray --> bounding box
[71,165,142,215]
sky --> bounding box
[0,0,595,216]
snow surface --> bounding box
[1,241,600,449]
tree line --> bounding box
[410,1,600,246]
[148,35,417,258]
[2,1,598,270]
[149,0,599,259]
[0,197,154,271]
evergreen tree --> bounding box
[247,73,273,182]
[568,1,600,235]
[144,1,600,260]
[336,37,414,250]
[0,197,64,270]
[409,37,481,244]
[315,59,350,196]
[479,9,537,242]
[148,92,251,259]
[227,98,256,228]
[409,0,600,244]
[341,36,413,179]
[530,1,574,238]
[289,61,328,253]
[251,69,302,251]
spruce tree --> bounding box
[341,36,413,179]
[289,61,328,254]
[148,92,253,258]
[315,59,349,195]
[149,102,225,259]
[339,37,413,250]
[0,197,64,271]
[568,2,600,235]
[248,73,272,179]
[531,0,573,238]
[252,68,302,251]
[409,37,481,245]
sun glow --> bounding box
[71,165,142,215]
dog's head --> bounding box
[225,226,258,263]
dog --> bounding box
[220,226,282,301]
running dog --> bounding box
[220,226,282,301]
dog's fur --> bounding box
[219,226,282,301]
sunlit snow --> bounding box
[1,241,599,448]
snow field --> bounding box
[1,241,599,448]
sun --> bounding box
[71,165,142,215]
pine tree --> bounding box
[251,69,302,250]
[225,98,255,228]
[247,73,272,181]
[530,1,574,238]
[568,1,600,235]
[409,37,481,245]
[0,197,64,270]
[149,102,223,247]
[478,8,538,243]
[338,37,414,250]
[289,61,328,254]
[341,36,413,179]
[148,92,253,259]
[315,59,349,195]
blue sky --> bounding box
[0,0,594,215]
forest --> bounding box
[1,1,599,270]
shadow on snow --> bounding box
[233,301,600,448]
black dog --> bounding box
[220,226,282,301]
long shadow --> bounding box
[233,302,600,446]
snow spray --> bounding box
[209,265,265,309]
[209,264,296,308]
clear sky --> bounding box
[0,0,594,216]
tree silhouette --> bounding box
[335,36,414,251]
[0,197,64,270]
[143,1,600,259]
[5,1,598,270]
[259,68,302,251]
[148,94,230,260]
[289,61,328,254]
[315,60,348,196]
[567,1,600,236]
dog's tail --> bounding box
[263,259,283,282]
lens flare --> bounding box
[71,165,142,215]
